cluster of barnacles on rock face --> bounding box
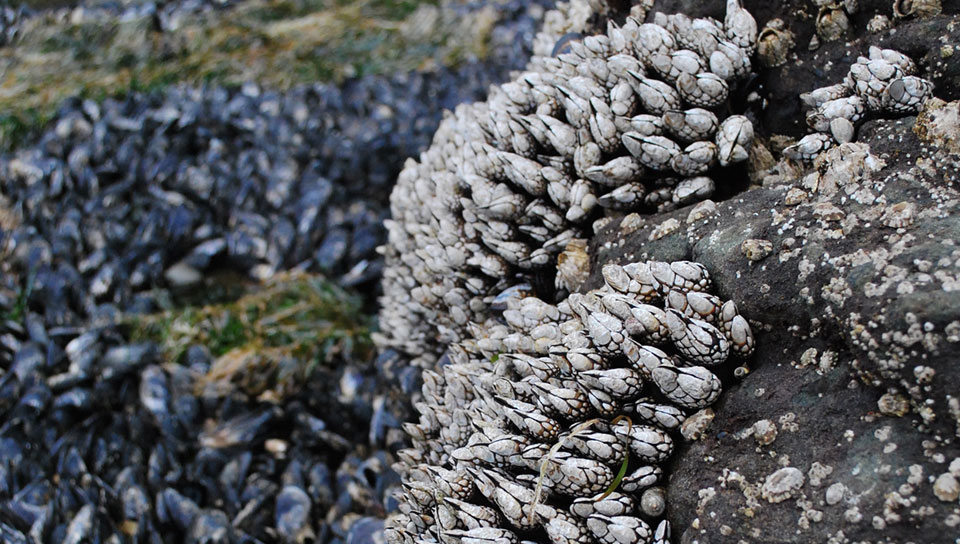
[810,0,860,46]
[784,46,936,161]
[375,0,759,368]
[385,260,754,544]
[810,0,942,46]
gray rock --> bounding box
[590,110,960,543]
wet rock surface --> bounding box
[567,5,960,540]
[590,108,960,542]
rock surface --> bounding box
[563,4,960,541]
[372,1,960,543]
[589,104,960,543]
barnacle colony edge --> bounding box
[784,46,935,160]
[375,0,759,542]
[377,0,759,370]
[373,1,934,544]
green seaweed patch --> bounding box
[0,109,51,152]
[125,272,373,401]
[0,0,497,152]
[0,270,34,324]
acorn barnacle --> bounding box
[756,18,795,68]
[893,0,943,19]
[815,4,851,43]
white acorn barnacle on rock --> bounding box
[740,238,774,261]
[757,18,794,68]
[761,467,805,503]
[640,487,668,518]
[893,0,942,19]
[933,473,960,502]
[877,392,911,416]
[680,408,715,440]
[825,482,846,505]
[880,201,917,228]
[752,418,778,445]
[815,4,851,42]
[686,198,718,223]
[648,218,681,241]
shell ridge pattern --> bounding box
[377,2,763,544]
[786,44,937,160]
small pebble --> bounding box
[825,482,845,505]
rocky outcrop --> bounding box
[377,1,960,543]
[589,105,960,542]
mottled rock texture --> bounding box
[589,108,960,542]
[572,4,960,542]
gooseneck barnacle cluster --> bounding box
[386,259,754,544]
[375,0,759,370]
[784,45,935,161]
[375,1,764,544]
[373,0,951,540]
